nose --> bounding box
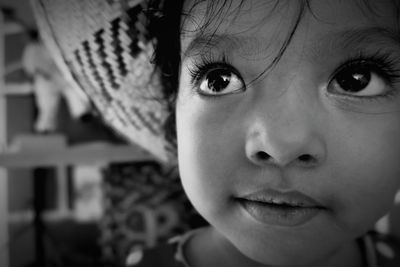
[245,91,326,168]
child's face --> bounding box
[176,0,400,266]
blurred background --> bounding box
[0,1,205,267]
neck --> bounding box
[185,226,363,267]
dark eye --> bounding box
[328,63,388,97]
[198,68,244,96]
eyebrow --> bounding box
[333,26,400,50]
[182,33,257,59]
[182,26,400,60]
[306,26,400,64]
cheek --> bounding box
[176,80,244,180]
[176,96,243,215]
[329,114,400,232]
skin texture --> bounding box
[176,0,400,266]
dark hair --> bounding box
[146,0,184,148]
[147,0,400,144]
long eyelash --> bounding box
[188,53,231,85]
[337,51,400,85]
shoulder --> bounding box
[125,243,185,267]
[125,230,199,267]
[364,231,400,267]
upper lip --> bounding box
[237,188,324,208]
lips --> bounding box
[239,189,323,207]
[236,189,325,227]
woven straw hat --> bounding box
[31,0,175,163]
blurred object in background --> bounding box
[22,29,90,133]
[100,161,207,265]
[73,165,103,222]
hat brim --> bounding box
[31,0,175,164]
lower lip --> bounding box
[238,199,322,227]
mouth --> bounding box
[235,189,326,227]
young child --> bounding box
[125,0,400,266]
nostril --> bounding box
[256,151,271,161]
[298,154,315,163]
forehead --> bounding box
[180,0,399,57]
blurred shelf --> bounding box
[0,143,153,167]
[8,210,75,224]
[0,135,153,168]
[2,82,32,96]
[4,21,25,35]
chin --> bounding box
[228,228,341,267]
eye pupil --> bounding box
[207,69,231,92]
[336,66,371,93]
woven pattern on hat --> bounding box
[31,0,175,163]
